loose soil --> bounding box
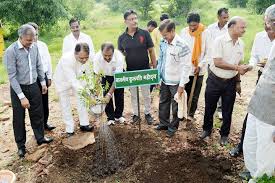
[37,127,239,183]
[0,70,257,182]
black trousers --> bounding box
[203,72,236,137]
[237,70,262,151]
[37,74,49,126]
[102,76,124,120]
[10,83,44,149]
[185,75,204,117]
[159,82,180,132]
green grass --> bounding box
[0,1,264,85]
[0,57,7,84]
[256,174,275,183]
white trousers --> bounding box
[243,113,275,181]
[129,85,151,116]
[58,89,89,133]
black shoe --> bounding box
[132,115,141,124]
[155,125,168,131]
[166,130,175,138]
[200,130,211,139]
[239,170,251,181]
[145,114,154,125]
[37,137,54,146]
[229,146,243,157]
[66,132,74,138]
[220,136,229,146]
[80,125,94,132]
[18,148,26,158]
[45,124,56,131]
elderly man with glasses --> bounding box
[4,24,53,158]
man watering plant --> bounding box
[54,43,94,137]
[93,42,125,126]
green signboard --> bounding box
[114,69,160,88]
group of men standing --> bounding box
[3,4,275,182]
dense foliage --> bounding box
[0,0,67,27]
[228,0,274,13]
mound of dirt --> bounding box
[36,126,238,183]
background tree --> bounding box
[0,0,68,28]
[104,0,133,12]
[247,0,274,14]
[166,0,193,17]
[227,0,248,8]
[65,0,95,21]
[104,0,154,19]
[132,0,155,19]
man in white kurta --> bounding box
[62,18,95,60]
[180,12,211,120]
[243,5,275,182]
[54,43,93,136]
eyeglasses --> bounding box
[70,25,79,29]
[266,19,275,27]
[126,17,138,22]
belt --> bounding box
[209,70,235,82]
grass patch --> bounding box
[0,1,264,85]
[213,117,222,129]
[256,174,275,183]
[0,58,7,84]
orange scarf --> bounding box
[189,23,205,67]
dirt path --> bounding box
[0,70,258,182]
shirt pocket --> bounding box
[16,52,27,67]
[170,51,180,63]
[236,51,243,63]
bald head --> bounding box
[228,16,246,37]
[228,16,245,28]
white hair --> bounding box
[18,24,36,38]
[265,4,275,21]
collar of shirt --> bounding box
[164,34,179,46]
[224,32,241,45]
[100,52,116,64]
[17,40,34,50]
[214,22,228,30]
[261,31,275,43]
[69,32,85,41]
[124,27,140,36]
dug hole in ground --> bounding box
[0,71,257,183]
